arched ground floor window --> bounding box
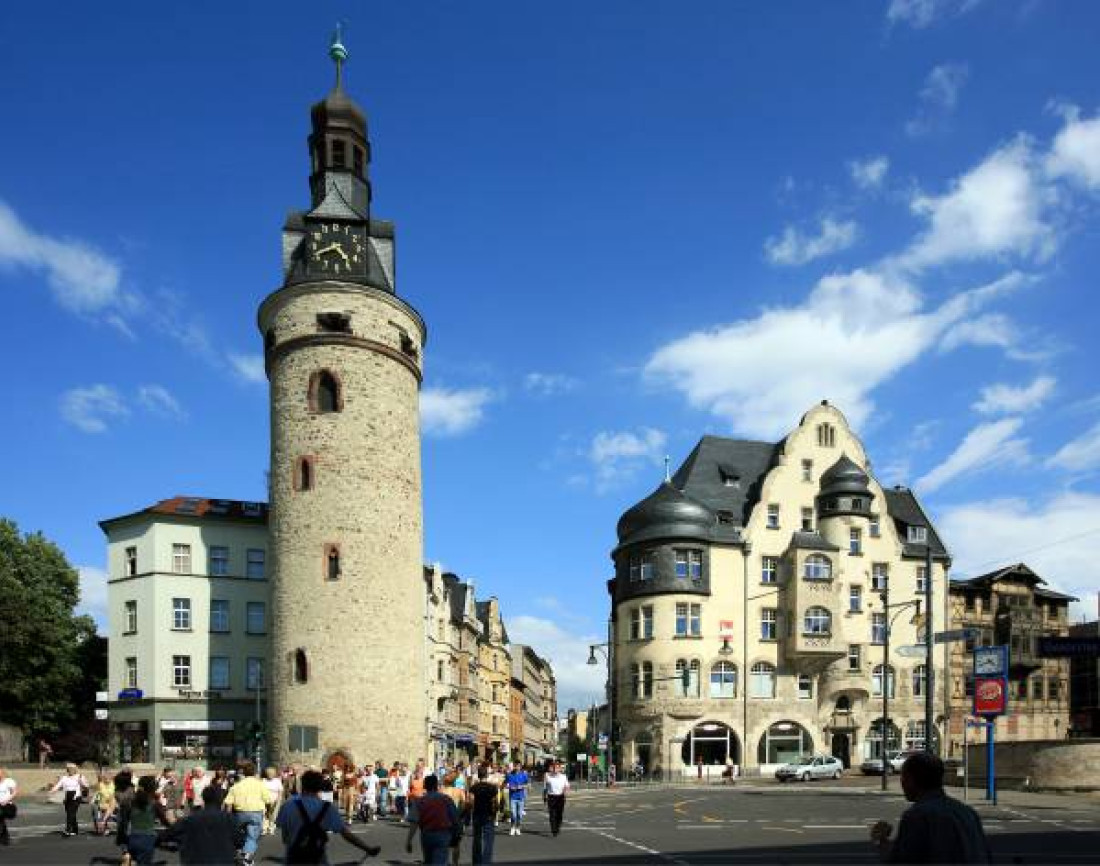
[865,717,901,760]
[757,720,813,765]
[680,721,741,767]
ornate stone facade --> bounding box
[610,402,950,776]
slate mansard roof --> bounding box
[950,562,1078,602]
[615,433,948,559]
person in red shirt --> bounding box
[405,775,458,865]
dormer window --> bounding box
[907,525,928,544]
[817,423,836,448]
[716,510,735,525]
[719,464,740,488]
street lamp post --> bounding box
[588,618,614,783]
[878,583,922,792]
[924,543,935,755]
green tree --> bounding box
[0,518,98,737]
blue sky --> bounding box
[3,1,1100,710]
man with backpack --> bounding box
[277,770,381,865]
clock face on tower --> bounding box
[307,222,367,278]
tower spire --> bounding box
[664,454,672,483]
[329,23,349,90]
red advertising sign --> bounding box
[719,620,734,638]
[974,677,1007,716]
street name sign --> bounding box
[1038,636,1100,658]
[934,628,978,645]
[895,645,927,658]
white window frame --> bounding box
[173,654,192,688]
[849,527,862,555]
[871,563,888,591]
[246,548,266,579]
[689,603,701,636]
[869,517,881,538]
[209,656,230,690]
[916,565,928,594]
[172,597,192,631]
[801,459,813,482]
[761,608,777,640]
[847,644,861,672]
[246,657,265,690]
[761,556,778,584]
[749,662,776,699]
[639,552,656,581]
[124,656,138,689]
[803,555,832,580]
[125,546,138,576]
[710,662,737,699]
[849,585,862,613]
[124,600,137,634]
[209,545,230,577]
[689,550,703,579]
[674,550,688,578]
[907,525,928,544]
[801,507,814,532]
[797,673,813,700]
[172,543,192,574]
[803,606,831,635]
[210,599,230,633]
[871,664,895,698]
[675,603,689,637]
[246,601,266,635]
[766,504,780,529]
[871,612,886,645]
[913,664,927,698]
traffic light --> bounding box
[247,721,264,742]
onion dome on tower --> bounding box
[816,453,875,518]
[616,481,716,548]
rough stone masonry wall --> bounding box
[263,283,427,766]
[959,738,1100,791]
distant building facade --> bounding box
[609,402,950,776]
[1069,621,1100,737]
[101,497,270,764]
[945,564,1075,756]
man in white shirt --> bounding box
[0,768,17,845]
[542,762,570,837]
[361,771,379,822]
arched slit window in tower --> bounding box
[331,138,346,168]
[294,649,309,684]
[324,544,341,581]
[296,456,314,492]
[353,145,364,177]
[309,370,343,413]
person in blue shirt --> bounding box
[276,770,380,865]
[503,762,529,836]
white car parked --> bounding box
[775,754,844,782]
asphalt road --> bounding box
[6,781,1100,864]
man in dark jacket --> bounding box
[870,752,992,863]
[162,786,238,865]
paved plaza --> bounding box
[5,781,1100,864]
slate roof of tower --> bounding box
[670,435,781,527]
[882,487,949,559]
[475,600,510,645]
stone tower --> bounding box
[260,31,427,765]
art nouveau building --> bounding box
[609,402,950,775]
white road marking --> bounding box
[802,824,871,829]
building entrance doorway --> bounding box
[831,732,851,768]
[680,721,740,768]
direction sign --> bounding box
[934,628,978,645]
[895,645,927,658]
[95,708,109,720]
[1038,636,1100,658]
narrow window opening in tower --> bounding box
[326,547,341,581]
[264,329,276,355]
[294,649,309,684]
[298,458,313,491]
[332,139,346,168]
[315,371,340,413]
[353,145,364,177]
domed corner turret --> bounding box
[616,481,715,548]
[816,453,875,519]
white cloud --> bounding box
[939,313,1020,354]
[764,217,859,266]
[645,269,1018,439]
[916,417,1030,493]
[905,63,970,137]
[973,376,1056,415]
[588,427,667,491]
[1047,421,1100,473]
[1046,105,1100,191]
[886,0,980,29]
[900,138,1053,269]
[524,372,579,397]
[228,353,267,384]
[138,384,186,420]
[420,387,494,436]
[75,565,108,633]
[0,200,125,316]
[507,614,606,712]
[59,384,130,434]
[850,156,890,190]
[938,491,1100,621]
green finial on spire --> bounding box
[329,22,348,89]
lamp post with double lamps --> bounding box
[878,581,922,792]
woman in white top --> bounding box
[0,768,17,846]
[51,764,88,837]
[261,766,283,835]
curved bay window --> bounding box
[872,664,896,698]
[680,721,740,768]
[803,606,832,635]
[757,721,813,765]
[803,554,832,580]
[709,662,737,699]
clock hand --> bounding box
[315,242,339,256]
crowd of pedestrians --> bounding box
[6,756,568,864]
